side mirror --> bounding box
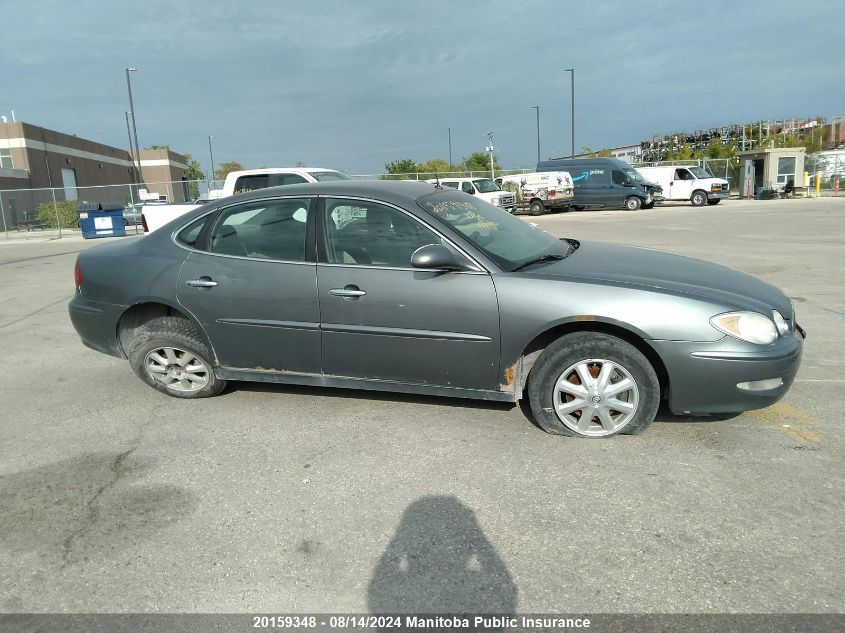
[411,244,462,271]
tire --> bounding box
[691,190,708,207]
[127,315,226,399]
[707,199,721,205]
[642,202,655,209]
[527,332,660,438]
[529,200,545,216]
[624,196,642,211]
[572,205,585,211]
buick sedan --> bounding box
[69,181,804,438]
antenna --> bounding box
[434,172,442,189]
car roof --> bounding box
[212,179,439,206]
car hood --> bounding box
[528,240,792,316]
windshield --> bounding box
[688,166,714,179]
[472,178,500,193]
[308,170,352,182]
[417,190,574,271]
[624,169,646,182]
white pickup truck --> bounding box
[141,167,351,233]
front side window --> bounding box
[324,199,441,267]
[461,182,475,194]
[208,198,310,261]
[612,170,627,185]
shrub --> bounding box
[35,200,80,229]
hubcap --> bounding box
[144,347,210,393]
[552,358,639,437]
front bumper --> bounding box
[68,295,127,358]
[708,189,730,199]
[650,328,804,414]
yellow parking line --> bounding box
[745,402,820,443]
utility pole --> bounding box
[485,131,495,180]
[532,106,541,163]
[125,67,141,181]
[565,68,575,157]
[448,127,452,167]
[125,112,140,183]
[208,135,216,183]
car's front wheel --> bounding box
[128,316,226,399]
[624,196,642,211]
[527,332,660,437]
[529,200,545,216]
[691,190,708,206]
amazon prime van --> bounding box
[537,158,662,210]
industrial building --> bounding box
[0,121,189,226]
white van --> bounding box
[425,177,516,212]
[496,171,574,215]
[637,166,729,206]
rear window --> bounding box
[233,173,309,194]
[176,216,207,247]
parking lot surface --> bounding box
[0,197,843,613]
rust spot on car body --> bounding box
[500,361,518,392]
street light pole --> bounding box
[125,67,141,181]
[125,111,140,184]
[448,127,452,167]
[565,68,575,158]
[208,135,216,184]
[532,106,541,163]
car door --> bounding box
[176,196,321,373]
[316,197,500,390]
[670,168,694,200]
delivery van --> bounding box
[536,158,662,210]
[637,165,729,206]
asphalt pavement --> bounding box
[0,196,842,614]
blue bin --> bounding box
[78,201,127,239]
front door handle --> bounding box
[329,285,366,298]
[186,277,218,288]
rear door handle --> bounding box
[186,277,218,288]
[329,286,366,298]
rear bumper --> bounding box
[68,295,127,358]
[650,329,804,414]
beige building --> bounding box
[0,121,190,224]
[736,147,806,196]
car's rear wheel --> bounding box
[529,200,545,216]
[691,190,708,206]
[127,316,226,399]
[707,199,721,205]
[624,196,642,211]
[527,332,660,437]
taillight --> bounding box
[141,213,149,233]
[74,261,83,288]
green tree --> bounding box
[463,151,501,177]
[35,200,79,229]
[383,159,418,180]
[181,152,205,200]
[416,158,458,177]
[214,161,244,181]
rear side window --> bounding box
[233,173,308,195]
[208,198,311,261]
[176,217,208,247]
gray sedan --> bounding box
[69,181,804,438]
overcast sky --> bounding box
[2,0,843,175]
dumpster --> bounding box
[78,201,126,239]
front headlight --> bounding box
[491,198,501,206]
[710,311,778,344]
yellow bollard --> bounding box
[816,171,822,196]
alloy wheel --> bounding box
[552,358,640,437]
[144,346,210,393]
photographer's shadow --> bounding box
[368,495,517,615]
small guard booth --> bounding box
[78,201,126,239]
